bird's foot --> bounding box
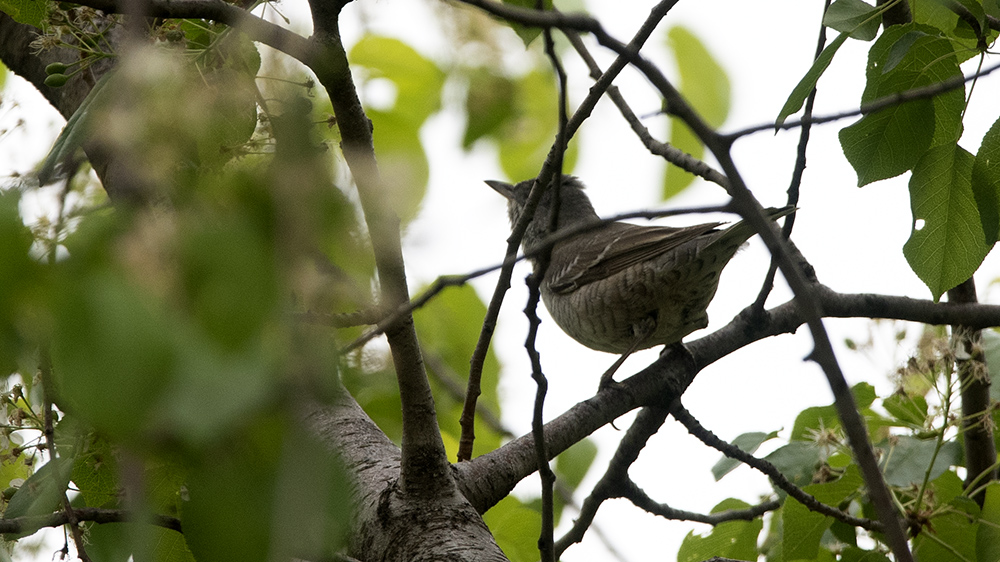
[596,355,626,392]
[597,319,658,392]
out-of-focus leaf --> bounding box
[0,190,44,374]
[790,382,877,440]
[414,285,503,458]
[978,483,1000,562]
[483,496,542,562]
[464,69,517,148]
[3,457,74,538]
[350,35,444,225]
[841,546,891,562]
[903,143,989,301]
[500,0,555,46]
[882,392,929,427]
[712,431,779,481]
[554,438,597,492]
[678,499,762,562]
[663,25,730,199]
[497,69,578,182]
[51,273,175,440]
[0,0,48,29]
[184,417,350,562]
[39,71,116,184]
[824,0,881,40]
[972,115,1000,244]
[913,501,978,561]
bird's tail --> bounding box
[713,205,797,252]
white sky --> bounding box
[3,0,1000,560]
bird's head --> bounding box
[486,175,598,247]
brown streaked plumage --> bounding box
[488,175,793,354]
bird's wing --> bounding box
[548,221,723,293]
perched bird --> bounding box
[488,175,793,363]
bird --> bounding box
[488,175,793,383]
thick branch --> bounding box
[947,279,996,506]
[456,286,1000,514]
[305,0,450,498]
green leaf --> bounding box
[840,546,891,562]
[903,144,990,301]
[350,35,444,225]
[663,25,730,199]
[776,32,849,129]
[51,273,176,440]
[350,35,444,128]
[712,431,779,481]
[879,436,960,487]
[184,418,350,562]
[554,438,597,492]
[823,0,881,40]
[38,70,116,184]
[500,0,555,46]
[839,91,934,186]
[0,0,48,28]
[913,504,979,562]
[0,190,44,374]
[972,115,1000,244]
[782,465,863,560]
[678,499,762,562]
[882,392,929,427]
[414,285,503,458]
[483,496,542,562]
[3,457,74,538]
[840,24,964,186]
[70,431,122,508]
[497,69,578,182]
[791,382,877,440]
[463,69,517,148]
[977,483,1000,562]
[763,441,822,488]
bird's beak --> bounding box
[485,180,515,201]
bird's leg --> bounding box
[598,317,656,391]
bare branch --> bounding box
[0,508,182,536]
[670,403,883,532]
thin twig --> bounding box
[670,403,884,532]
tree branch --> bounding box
[670,403,882,532]
[947,279,996,507]
[0,508,182,536]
